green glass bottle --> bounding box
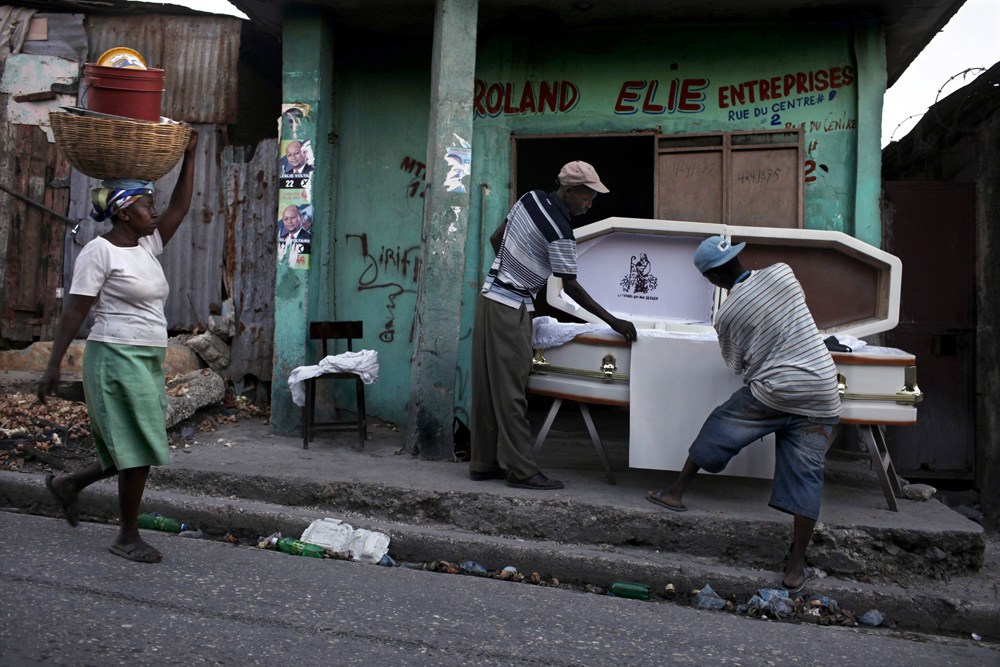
[608,581,653,600]
[276,537,326,559]
[137,513,191,533]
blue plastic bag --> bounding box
[694,584,730,610]
[860,609,886,627]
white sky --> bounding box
[139,0,998,147]
[882,0,1000,146]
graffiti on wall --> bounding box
[346,233,421,343]
[401,156,427,198]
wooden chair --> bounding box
[302,321,367,450]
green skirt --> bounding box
[83,341,170,471]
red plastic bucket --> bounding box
[84,64,164,122]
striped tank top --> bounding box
[715,263,842,418]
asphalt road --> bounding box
[0,512,994,666]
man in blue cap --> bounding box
[647,235,841,594]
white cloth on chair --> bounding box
[288,349,379,407]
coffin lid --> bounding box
[546,218,901,338]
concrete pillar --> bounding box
[852,19,886,248]
[406,0,479,457]
[270,7,337,433]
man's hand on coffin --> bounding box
[609,317,638,343]
[562,277,637,343]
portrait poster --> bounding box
[277,103,315,270]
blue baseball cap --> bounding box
[693,235,745,273]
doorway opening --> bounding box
[512,134,655,227]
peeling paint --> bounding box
[0,54,78,141]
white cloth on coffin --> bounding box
[288,350,379,407]
[531,316,719,349]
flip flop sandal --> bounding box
[45,473,78,527]
[646,490,687,512]
[109,540,163,563]
[782,567,818,595]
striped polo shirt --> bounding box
[715,263,842,418]
[482,190,577,310]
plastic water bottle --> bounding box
[275,537,326,559]
[608,581,653,600]
[138,513,192,533]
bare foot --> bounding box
[45,474,79,527]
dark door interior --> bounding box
[513,135,655,227]
[884,181,976,479]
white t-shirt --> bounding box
[70,231,169,347]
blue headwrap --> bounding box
[90,179,155,222]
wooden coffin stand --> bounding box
[527,218,922,510]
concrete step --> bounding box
[2,471,996,639]
[142,465,983,587]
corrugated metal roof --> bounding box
[64,122,226,331]
[85,14,241,124]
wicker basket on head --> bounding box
[49,112,192,182]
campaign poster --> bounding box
[277,103,315,270]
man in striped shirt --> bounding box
[470,161,637,490]
[647,236,841,593]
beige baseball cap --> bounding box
[557,161,610,193]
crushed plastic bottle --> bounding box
[257,532,282,549]
[859,609,886,627]
[378,554,396,567]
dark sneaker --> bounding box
[505,472,565,490]
[469,469,507,481]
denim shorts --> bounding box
[688,386,839,520]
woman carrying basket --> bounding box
[38,128,198,563]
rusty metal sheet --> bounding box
[224,138,277,382]
[64,122,225,332]
[1,124,69,342]
[85,14,241,124]
[20,13,89,62]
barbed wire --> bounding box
[888,67,989,143]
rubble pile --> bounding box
[0,376,269,472]
[0,394,91,471]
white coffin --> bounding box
[527,218,922,477]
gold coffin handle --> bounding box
[530,349,629,382]
[838,365,924,405]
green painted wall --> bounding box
[330,35,432,427]
[276,19,886,430]
[271,7,336,433]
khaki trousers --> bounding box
[469,294,540,480]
